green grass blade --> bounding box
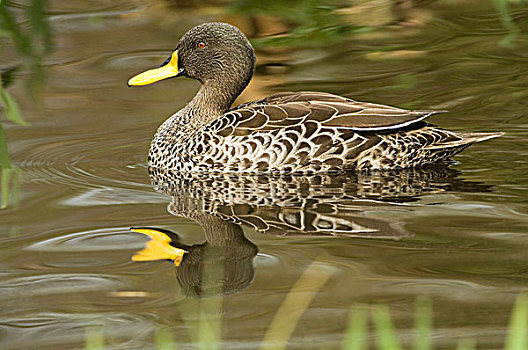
[261,261,335,350]
[372,305,401,350]
[342,305,368,350]
[505,293,528,350]
[0,119,11,168]
[456,338,476,350]
[493,0,521,47]
[414,296,433,350]
[198,297,222,350]
[28,0,52,52]
[156,328,174,350]
[85,325,104,350]
[197,244,224,350]
[1,167,11,208]
[0,81,28,126]
[0,0,32,56]
[175,299,201,348]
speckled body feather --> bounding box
[149,91,501,173]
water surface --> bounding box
[1,0,527,349]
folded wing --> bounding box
[210,91,442,136]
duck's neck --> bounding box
[182,84,235,127]
[180,67,254,129]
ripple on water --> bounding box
[12,131,164,207]
[0,311,156,350]
[0,274,122,301]
[46,3,147,24]
[252,252,281,268]
[107,51,172,69]
[9,0,142,14]
[26,227,147,252]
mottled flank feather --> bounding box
[149,91,502,173]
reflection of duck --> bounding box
[128,22,502,173]
[149,164,490,238]
[132,164,491,296]
[132,220,258,298]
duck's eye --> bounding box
[197,42,206,49]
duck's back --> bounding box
[149,92,501,173]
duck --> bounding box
[128,22,502,174]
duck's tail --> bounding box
[425,131,504,151]
[417,131,504,167]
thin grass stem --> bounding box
[261,261,334,350]
[372,305,401,350]
[505,293,528,350]
[414,296,432,350]
[342,305,368,350]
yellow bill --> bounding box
[128,51,182,86]
[130,227,188,266]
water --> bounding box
[1,0,527,348]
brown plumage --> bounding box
[128,22,502,174]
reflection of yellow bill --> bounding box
[130,227,187,266]
[128,51,181,86]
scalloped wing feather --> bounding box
[219,91,443,135]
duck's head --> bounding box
[128,22,255,91]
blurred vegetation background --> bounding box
[0,0,527,208]
[0,0,51,207]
